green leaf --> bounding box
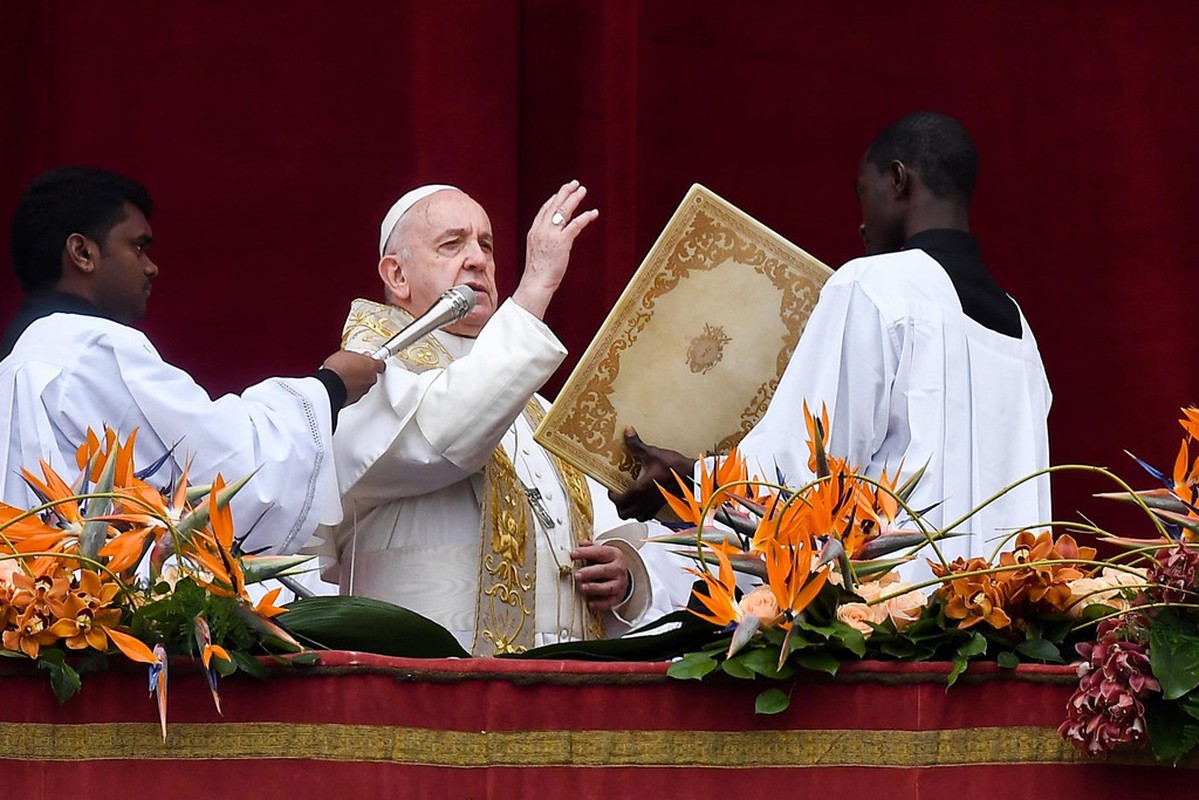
[721,655,756,680]
[229,649,268,680]
[877,640,920,660]
[37,651,82,704]
[996,650,1020,669]
[1150,610,1199,700]
[948,631,987,686]
[738,646,794,679]
[213,654,238,677]
[794,650,840,676]
[958,630,987,658]
[1015,637,1065,664]
[518,611,721,662]
[1146,696,1199,763]
[755,688,791,715]
[285,651,322,666]
[666,650,719,681]
[279,596,469,658]
[834,624,867,657]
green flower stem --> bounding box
[978,465,1172,562]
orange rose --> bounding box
[885,588,929,630]
[852,572,901,603]
[836,601,887,637]
[1065,567,1144,619]
[738,585,782,627]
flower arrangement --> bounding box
[659,403,1199,762]
[0,428,309,738]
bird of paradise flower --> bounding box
[0,427,310,740]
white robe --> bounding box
[0,313,340,555]
[315,299,671,649]
[736,249,1052,579]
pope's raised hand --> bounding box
[512,180,599,319]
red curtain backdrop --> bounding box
[3,1,1198,529]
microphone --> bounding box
[370,285,477,360]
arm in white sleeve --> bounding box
[334,299,567,509]
[49,322,337,555]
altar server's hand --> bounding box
[323,350,385,405]
[513,180,599,320]
[608,427,697,521]
[572,541,630,613]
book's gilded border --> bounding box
[536,185,831,491]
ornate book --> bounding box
[534,184,833,492]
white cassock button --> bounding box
[534,470,542,478]
[560,628,570,641]
[556,516,564,525]
[521,447,531,456]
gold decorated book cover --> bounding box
[535,184,832,492]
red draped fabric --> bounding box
[3,1,1199,526]
[0,655,1192,798]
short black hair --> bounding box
[866,112,978,202]
[10,166,154,292]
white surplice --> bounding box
[736,249,1052,579]
[314,299,670,650]
[0,313,340,555]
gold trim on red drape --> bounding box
[0,723,1189,768]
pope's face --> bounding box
[388,191,498,337]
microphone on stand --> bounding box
[369,285,477,360]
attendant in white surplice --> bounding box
[314,182,678,655]
[0,167,384,555]
[612,112,1052,578]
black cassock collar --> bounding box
[0,290,110,359]
[904,229,1022,339]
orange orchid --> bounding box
[2,604,75,659]
[998,530,1095,613]
[933,557,1013,630]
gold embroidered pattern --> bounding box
[477,446,536,654]
[342,299,449,369]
